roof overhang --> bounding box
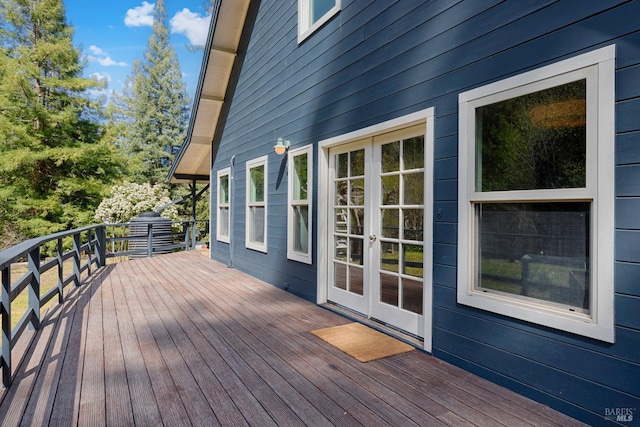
[169,0,251,184]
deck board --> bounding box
[0,251,587,426]
[102,265,134,427]
[79,267,105,426]
[110,265,162,426]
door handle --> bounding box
[369,234,377,242]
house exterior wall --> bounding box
[209,1,640,424]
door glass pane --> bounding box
[349,237,363,265]
[332,148,369,296]
[403,209,423,241]
[380,273,398,306]
[382,175,399,205]
[403,136,424,170]
[382,141,400,173]
[336,181,347,205]
[349,266,364,295]
[335,236,347,261]
[334,263,347,290]
[381,242,399,272]
[477,202,590,310]
[350,209,364,235]
[403,244,423,278]
[402,278,423,314]
[403,172,424,205]
[381,209,399,238]
[350,178,365,205]
[335,208,348,232]
[351,149,365,176]
[336,153,348,178]
[476,79,587,192]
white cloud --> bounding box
[87,55,128,67]
[85,45,128,67]
[170,8,211,46]
[89,45,106,56]
[90,72,112,82]
[124,1,155,27]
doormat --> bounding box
[311,322,414,362]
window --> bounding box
[457,45,615,342]
[298,0,340,44]
[216,168,231,243]
[288,145,313,263]
[246,156,268,252]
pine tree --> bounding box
[0,0,126,247]
[120,0,191,185]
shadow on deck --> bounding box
[0,252,585,426]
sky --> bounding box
[64,0,210,101]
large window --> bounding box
[246,156,268,252]
[457,45,615,342]
[216,168,231,243]
[288,145,313,263]
[298,0,340,43]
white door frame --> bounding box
[317,107,435,353]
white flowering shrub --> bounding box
[95,182,179,224]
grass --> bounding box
[381,246,423,277]
[479,257,588,306]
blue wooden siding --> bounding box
[209,0,640,425]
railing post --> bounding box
[57,238,64,304]
[191,220,197,250]
[96,225,106,268]
[147,223,153,258]
[73,233,81,287]
[184,222,191,252]
[1,266,11,388]
[28,247,41,330]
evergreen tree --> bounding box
[0,0,126,247]
[120,0,190,185]
[107,58,147,173]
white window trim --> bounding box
[457,45,615,343]
[288,145,313,264]
[216,167,231,243]
[245,156,268,252]
[298,0,341,44]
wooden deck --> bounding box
[0,251,586,426]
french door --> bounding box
[327,125,426,337]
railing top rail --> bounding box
[0,224,101,270]
[0,219,201,270]
[103,219,196,227]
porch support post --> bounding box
[147,223,153,258]
[191,180,197,249]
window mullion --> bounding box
[469,188,594,203]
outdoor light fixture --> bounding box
[274,137,290,155]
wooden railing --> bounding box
[0,220,206,388]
